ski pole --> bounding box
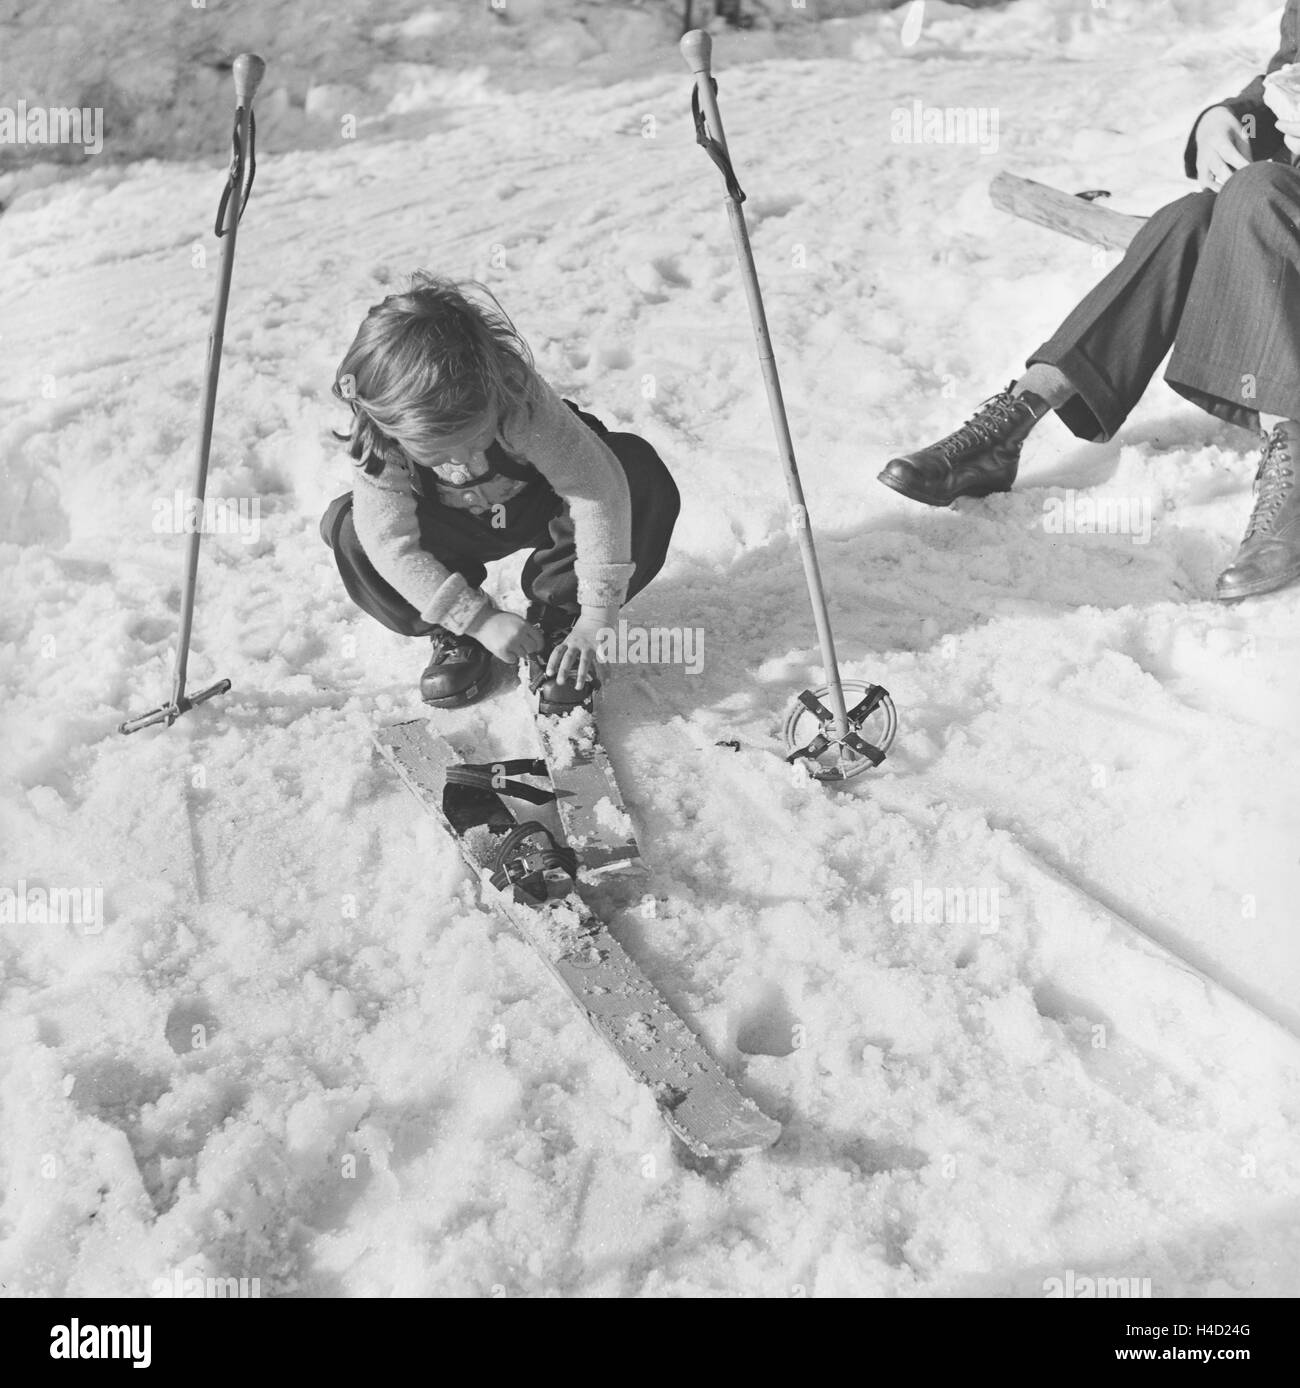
[120,53,265,736]
[679,31,852,742]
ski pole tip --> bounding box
[232,53,267,106]
[679,29,713,74]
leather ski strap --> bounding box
[445,759,555,806]
[215,108,257,237]
[691,80,745,204]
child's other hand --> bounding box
[470,611,545,662]
[546,612,611,689]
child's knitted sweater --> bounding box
[349,370,635,634]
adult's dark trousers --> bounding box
[319,432,680,637]
[1028,160,1300,441]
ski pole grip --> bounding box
[232,53,267,107]
[680,29,713,75]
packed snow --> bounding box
[2,0,1299,1297]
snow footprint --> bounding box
[165,997,220,1055]
[624,255,692,301]
[1031,980,1112,1039]
[68,1057,169,1118]
[734,983,800,1057]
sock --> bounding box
[1259,413,1286,434]
[1013,363,1073,412]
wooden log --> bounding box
[989,170,1147,250]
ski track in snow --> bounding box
[2,0,1299,1297]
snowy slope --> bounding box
[2,0,1299,1297]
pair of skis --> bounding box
[373,674,782,1160]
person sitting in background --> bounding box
[878,1,1300,601]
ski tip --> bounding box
[680,29,713,75]
[232,53,267,106]
[678,1111,782,1160]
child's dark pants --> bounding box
[320,430,680,636]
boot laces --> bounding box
[937,389,1025,461]
[1244,426,1296,539]
[429,628,471,662]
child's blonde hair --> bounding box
[334,274,534,475]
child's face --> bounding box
[414,416,496,470]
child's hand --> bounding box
[470,611,545,662]
[547,611,612,689]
